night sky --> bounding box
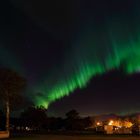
[1,0,140,116]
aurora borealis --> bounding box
[32,0,140,108]
[1,0,140,115]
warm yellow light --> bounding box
[107,120,133,128]
[124,121,133,128]
[108,120,114,126]
[97,122,100,126]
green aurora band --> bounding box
[35,17,140,108]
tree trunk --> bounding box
[6,100,10,132]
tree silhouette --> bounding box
[66,109,79,119]
[65,109,80,130]
[20,106,47,130]
[0,68,26,133]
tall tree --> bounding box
[0,68,26,132]
[65,109,80,130]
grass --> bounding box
[4,135,140,140]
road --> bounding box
[6,135,140,140]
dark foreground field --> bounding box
[5,135,140,140]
